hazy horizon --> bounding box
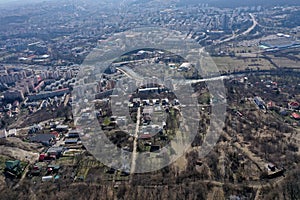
[0,0,299,8]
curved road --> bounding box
[216,13,258,44]
[117,66,233,85]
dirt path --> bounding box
[13,163,29,190]
[218,146,226,179]
[222,128,265,172]
[233,142,264,171]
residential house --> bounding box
[29,134,56,146]
[64,138,80,145]
[267,101,276,110]
[291,112,300,120]
[0,130,7,138]
[47,146,65,158]
[254,96,265,109]
[55,125,69,132]
[289,101,299,110]
[5,160,23,177]
[66,130,80,138]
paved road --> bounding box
[64,94,70,106]
[118,65,232,85]
[130,107,141,176]
[243,13,258,35]
[216,13,258,44]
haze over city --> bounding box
[0,0,299,199]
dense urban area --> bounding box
[0,0,299,199]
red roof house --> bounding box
[289,101,299,110]
[291,112,300,120]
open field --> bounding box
[267,55,300,68]
[212,56,275,73]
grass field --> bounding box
[268,56,300,68]
[211,56,275,73]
